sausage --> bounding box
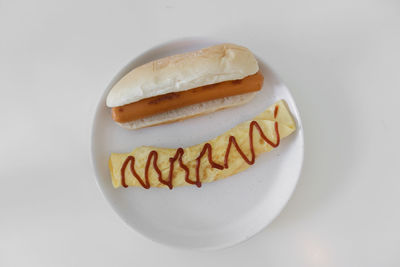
[112,72,264,123]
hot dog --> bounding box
[106,44,263,129]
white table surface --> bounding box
[1,0,399,266]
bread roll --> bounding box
[106,43,260,128]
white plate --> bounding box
[91,38,304,250]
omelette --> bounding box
[109,100,296,189]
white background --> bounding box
[1,0,399,266]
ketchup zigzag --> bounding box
[121,105,280,189]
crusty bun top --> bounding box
[106,43,259,107]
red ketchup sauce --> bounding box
[120,105,280,189]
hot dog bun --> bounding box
[106,44,259,107]
[106,43,261,129]
[117,92,256,130]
